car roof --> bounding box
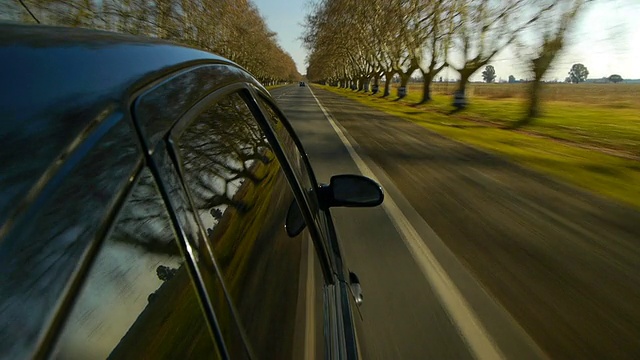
[0,24,248,228]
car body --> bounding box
[300,81,306,87]
[0,25,382,360]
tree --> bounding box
[6,0,301,84]
[510,0,588,126]
[482,65,496,83]
[304,0,559,108]
[415,0,453,103]
[569,63,589,83]
[508,75,516,83]
[608,74,623,83]
[449,0,557,108]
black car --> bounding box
[299,81,306,87]
[0,25,383,360]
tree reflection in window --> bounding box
[177,92,305,357]
[54,168,219,359]
[178,92,273,233]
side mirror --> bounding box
[320,174,384,209]
[285,200,306,237]
[285,175,384,238]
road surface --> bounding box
[270,84,640,359]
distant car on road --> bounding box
[0,24,383,360]
[300,81,306,86]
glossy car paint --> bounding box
[0,24,360,359]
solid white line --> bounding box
[308,87,504,360]
[304,235,316,360]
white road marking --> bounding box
[308,87,504,360]
[304,235,316,360]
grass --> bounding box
[460,83,640,109]
[393,83,640,157]
[266,84,288,91]
[316,83,640,209]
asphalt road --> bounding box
[269,84,640,359]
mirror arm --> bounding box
[317,184,333,210]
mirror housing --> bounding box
[319,174,384,209]
[349,271,363,306]
[285,200,306,237]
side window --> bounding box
[174,91,323,358]
[52,168,220,359]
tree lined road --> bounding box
[270,84,640,359]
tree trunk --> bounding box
[458,72,470,95]
[371,74,380,94]
[420,73,434,104]
[513,79,543,128]
[527,79,542,119]
[452,71,472,110]
[400,74,410,87]
[383,71,394,97]
[398,74,410,99]
[358,77,365,91]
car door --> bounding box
[128,59,366,359]
[249,90,362,360]
[165,85,331,359]
[130,62,331,359]
[132,64,261,359]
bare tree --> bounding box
[449,0,555,106]
[417,0,453,103]
[304,0,578,118]
[11,0,300,83]
[512,0,587,127]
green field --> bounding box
[427,82,640,109]
[317,83,640,209]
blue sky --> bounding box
[253,0,640,80]
[252,0,309,74]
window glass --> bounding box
[53,168,220,359]
[175,91,323,358]
[256,96,321,214]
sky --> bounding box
[252,0,640,81]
